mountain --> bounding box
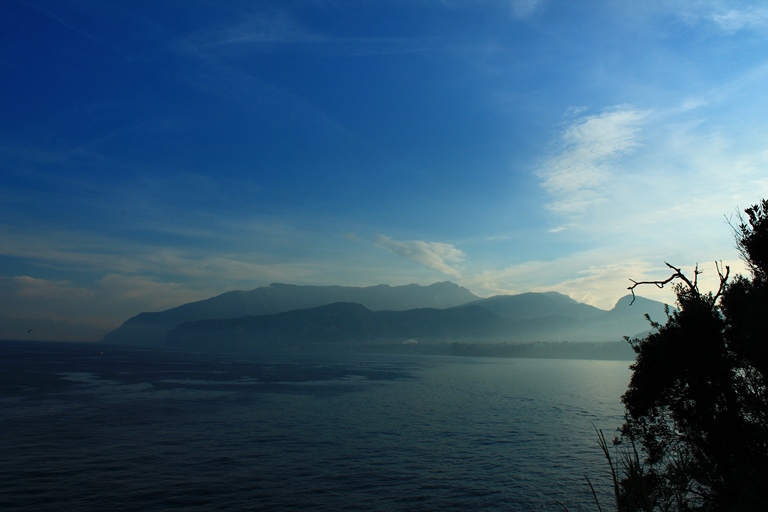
[102,282,480,346]
[600,294,673,339]
[167,302,506,353]
[166,292,670,353]
[444,292,667,343]
[458,291,605,321]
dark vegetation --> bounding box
[597,200,768,511]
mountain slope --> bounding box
[167,302,507,352]
[458,291,605,320]
[166,292,670,353]
[598,294,672,339]
[102,282,480,346]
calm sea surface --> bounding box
[0,340,631,511]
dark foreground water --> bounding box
[0,340,631,511]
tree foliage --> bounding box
[619,200,768,511]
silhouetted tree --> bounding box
[619,200,768,511]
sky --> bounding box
[3,0,768,337]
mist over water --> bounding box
[1,341,630,511]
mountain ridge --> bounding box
[167,302,506,352]
[102,281,480,345]
[165,294,667,354]
[101,281,669,352]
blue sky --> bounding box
[3,0,768,333]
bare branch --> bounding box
[627,262,698,306]
[713,261,730,302]
[627,261,729,306]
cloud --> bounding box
[520,104,764,306]
[537,106,647,214]
[462,250,748,311]
[511,0,544,19]
[93,274,214,312]
[699,6,768,33]
[375,235,465,277]
[177,10,430,58]
[177,12,322,51]
[9,275,93,300]
[710,8,768,33]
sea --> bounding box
[0,340,632,511]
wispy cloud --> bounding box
[0,218,319,284]
[0,274,209,328]
[711,8,768,32]
[537,106,647,215]
[463,249,748,311]
[0,241,326,328]
[509,89,768,308]
[375,235,465,277]
[511,0,544,19]
[10,276,93,300]
[177,12,323,51]
[177,10,430,58]
[681,5,768,34]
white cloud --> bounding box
[375,235,465,277]
[462,250,748,311]
[516,71,768,308]
[707,7,768,33]
[670,2,768,31]
[537,106,647,214]
[549,258,746,311]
